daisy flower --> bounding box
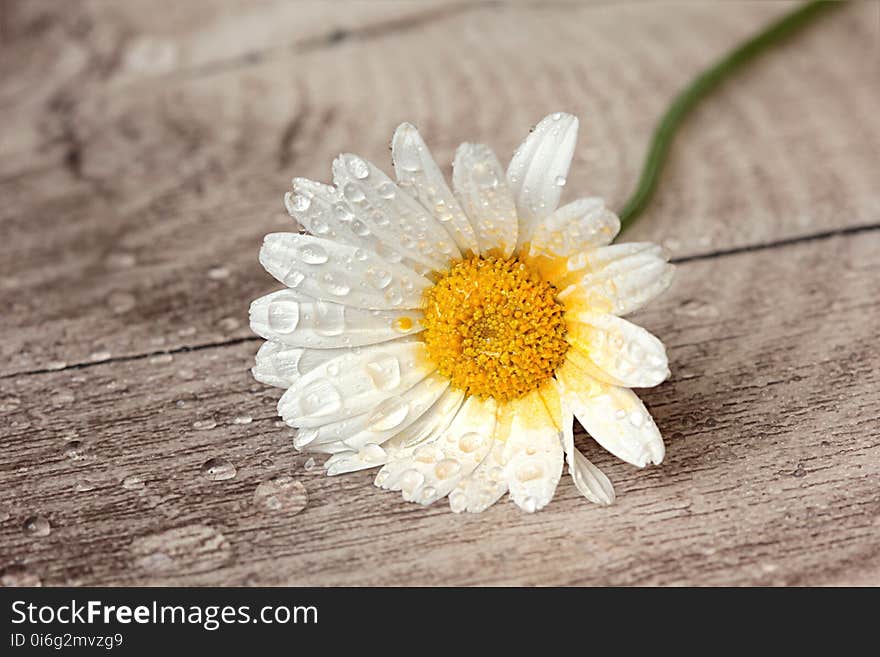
[250,112,673,513]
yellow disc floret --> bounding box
[421,256,568,402]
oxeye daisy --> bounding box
[250,112,674,513]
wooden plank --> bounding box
[2,230,878,586]
[2,1,878,376]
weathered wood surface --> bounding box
[1,0,879,586]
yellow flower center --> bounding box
[421,256,568,402]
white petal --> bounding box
[286,178,433,276]
[259,233,430,310]
[321,375,450,473]
[331,154,460,271]
[277,340,433,427]
[507,112,579,244]
[376,395,497,505]
[566,312,669,388]
[250,288,422,348]
[311,373,448,450]
[560,242,674,316]
[557,362,665,467]
[380,387,465,453]
[391,123,479,254]
[561,411,614,505]
[501,392,564,512]
[452,143,518,257]
[527,197,620,261]
[252,341,346,388]
[448,438,507,513]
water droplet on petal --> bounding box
[299,379,343,416]
[366,267,392,290]
[364,354,401,391]
[347,156,370,179]
[472,163,498,188]
[366,396,409,431]
[434,459,461,480]
[399,469,425,497]
[314,301,345,336]
[299,243,329,265]
[342,182,365,202]
[320,271,351,296]
[554,175,567,186]
[267,299,300,333]
[459,432,484,453]
[358,444,386,463]
[377,181,396,199]
[285,269,306,288]
[284,191,311,213]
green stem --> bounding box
[617,0,839,234]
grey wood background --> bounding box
[1,0,878,586]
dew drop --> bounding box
[149,353,173,365]
[284,191,311,213]
[299,243,329,265]
[377,181,396,199]
[201,457,237,481]
[365,267,392,290]
[90,350,112,362]
[232,415,253,425]
[299,379,343,416]
[399,469,425,496]
[348,219,370,237]
[63,440,84,460]
[358,444,386,463]
[367,396,409,431]
[364,354,401,391]
[310,217,330,235]
[434,458,461,480]
[347,156,370,179]
[314,301,345,336]
[285,269,306,288]
[320,271,351,296]
[554,175,567,186]
[516,463,544,482]
[458,432,484,453]
[208,266,229,280]
[192,419,217,431]
[303,457,317,471]
[628,411,645,428]
[342,182,366,202]
[267,300,300,333]
[122,475,146,490]
[22,515,51,538]
[472,162,498,188]
[253,476,308,515]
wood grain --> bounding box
[1,0,879,586]
[2,231,878,586]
